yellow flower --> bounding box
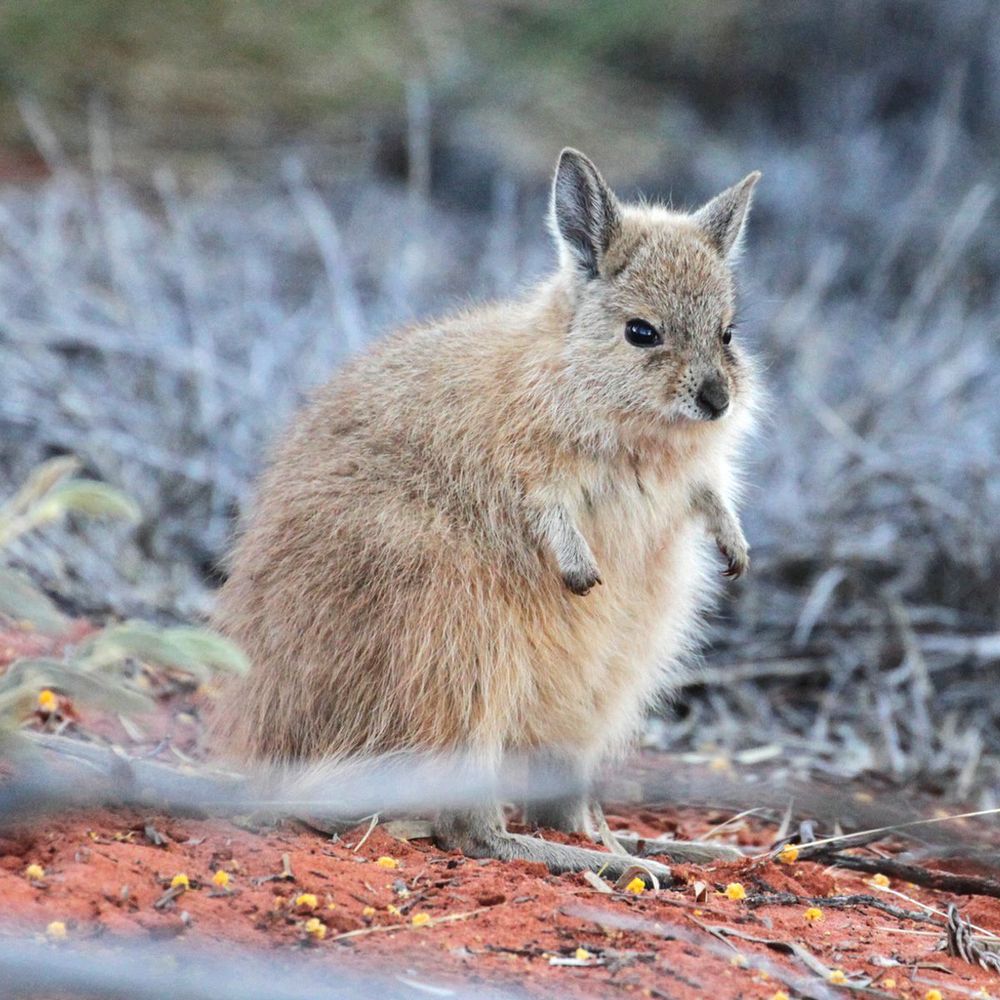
[871,873,890,888]
[804,907,823,921]
[45,921,67,940]
[828,970,847,984]
[211,870,230,888]
[574,947,593,960]
[778,845,799,864]
[729,954,748,968]
[771,992,790,1000]
[411,912,431,927]
[169,873,190,890]
[386,904,401,916]
[24,863,45,880]
[303,917,326,940]
[925,991,942,1000]
[883,979,896,990]
[294,893,318,909]
[362,906,376,917]
[375,856,399,869]
[724,882,747,901]
[624,877,645,895]
[37,689,57,713]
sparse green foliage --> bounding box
[0,455,140,550]
[0,566,69,635]
[0,459,247,728]
[77,621,249,682]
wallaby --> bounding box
[213,149,761,879]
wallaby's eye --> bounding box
[624,318,662,348]
[722,324,734,346]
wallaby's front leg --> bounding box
[528,496,601,596]
[692,486,749,578]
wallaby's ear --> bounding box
[692,171,762,259]
[550,148,622,279]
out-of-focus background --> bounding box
[0,1,997,797]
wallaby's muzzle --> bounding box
[696,374,730,419]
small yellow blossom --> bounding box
[778,845,799,864]
[693,908,703,916]
[882,979,896,990]
[37,689,57,713]
[828,969,847,984]
[925,991,942,1000]
[411,912,431,927]
[294,893,318,910]
[724,882,747,901]
[375,856,399,869]
[804,907,823,922]
[45,921,67,940]
[871,873,890,888]
[574,947,593,961]
[771,992,790,1000]
[24,863,45,880]
[303,917,326,940]
[624,877,645,895]
[386,904,401,916]
[169,873,190,890]
[729,954,748,968]
[211,870,230,888]
[362,906,376,917]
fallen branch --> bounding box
[821,853,1000,900]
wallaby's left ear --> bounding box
[692,171,762,259]
[550,148,622,280]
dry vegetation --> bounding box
[0,7,997,992]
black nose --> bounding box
[696,376,730,419]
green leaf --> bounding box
[0,456,81,522]
[0,657,156,720]
[162,627,250,676]
[0,566,69,634]
[77,621,210,681]
[30,480,141,525]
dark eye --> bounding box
[624,318,662,348]
[722,324,734,346]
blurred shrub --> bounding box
[0,459,248,728]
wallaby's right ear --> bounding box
[550,148,621,280]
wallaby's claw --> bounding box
[718,544,749,579]
[563,569,602,596]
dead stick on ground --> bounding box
[820,853,1000,900]
[746,892,940,925]
[703,924,898,998]
[329,907,491,943]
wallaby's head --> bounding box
[549,148,760,431]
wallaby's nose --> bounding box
[696,376,730,419]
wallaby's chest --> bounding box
[570,458,702,575]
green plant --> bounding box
[0,457,247,726]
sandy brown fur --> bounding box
[213,150,761,873]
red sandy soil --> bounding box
[1,621,998,999]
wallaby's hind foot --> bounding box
[523,795,592,835]
[614,831,744,863]
[435,808,671,881]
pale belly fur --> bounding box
[494,466,717,767]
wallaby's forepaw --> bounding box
[562,566,602,596]
[717,535,749,579]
